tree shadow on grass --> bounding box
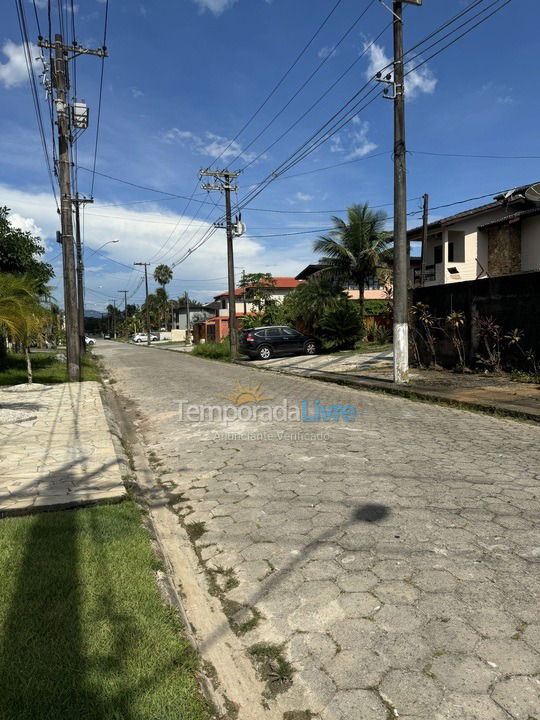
[0,461,209,720]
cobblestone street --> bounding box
[100,341,540,720]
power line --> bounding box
[15,0,59,209]
[230,0,514,217]
[90,0,109,197]
[239,17,391,173]
[229,0,378,168]
[209,0,346,167]
[412,150,540,160]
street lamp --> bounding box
[86,239,119,258]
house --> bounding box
[408,183,540,286]
[193,277,304,343]
[295,264,389,300]
[172,301,213,331]
[212,277,304,317]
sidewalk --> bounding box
[242,352,540,422]
[0,381,126,515]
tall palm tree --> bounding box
[314,203,390,321]
[153,265,173,329]
[153,264,173,288]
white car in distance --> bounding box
[133,333,158,343]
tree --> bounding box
[285,277,346,333]
[153,264,173,288]
[0,207,53,292]
[313,203,389,323]
[0,273,49,381]
[320,298,363,350]
[238,272,276,311]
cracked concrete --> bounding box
[98,341,540,720]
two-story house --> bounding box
[193,277,303,343]
[295,264,389,300]
[410,183,540,286]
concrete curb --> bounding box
[236,360,540,424]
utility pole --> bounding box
[111,299,117,339]
[388,1,422,384]
[38,34,106,381]
[201,169,242,360]
[73,193,93,355]
[118,290,128,337]
[134,262,151,346]
[421,193,429,287]
[185,290,191,345]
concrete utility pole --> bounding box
[118,289,128,337]
[73,194,93,355]
[421,193,429,286]
[391,0,422,384]
[134,262,151,346]
[201,169,241,360]
[38,34,107,381]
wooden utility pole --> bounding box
[54,34,78,380]
[73,194,93,355]
[118,289,128,337]
[391,0,421,384]
[200,169,241,360]
[38,34,106,381]
[134,262,151,346]
[111,299,117,339]
[185,290,191,344]
[421,193,429,286]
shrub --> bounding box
[364,299,390,316]
[320,299,364,350]
[191,339,231,360]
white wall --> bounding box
[521,215,540,271]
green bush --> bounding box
[320,299,364,350]
[364,299,390,316]
[191,339,231,361]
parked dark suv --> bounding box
[239,326,319,360]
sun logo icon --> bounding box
[219,381,270,406]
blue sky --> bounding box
[1,0,538,310]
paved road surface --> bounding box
[98,341,540,720]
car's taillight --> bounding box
[246,331,254,342]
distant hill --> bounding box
[85,310,103,319]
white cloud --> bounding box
[0,184,311,308]
[0,40,40,89]
[363,41,437,100]
[330,135,344,154]
[318,46,337,60]
[294,192,313,202]
[131,87,144,98]
[344,120,378,160]
[191,0,239,15]
[328,120,377,160]
[163,128,260,163]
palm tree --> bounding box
[285,277,346,332]
[314,203,390,322]
[153,265,173,329]
[0,273,49,381]
[153,264,173,288]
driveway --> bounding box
[98,341,540,720]
[243,348,393,376]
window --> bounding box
[364,276,381,290]
[434,245,443,264]
[266,328,282,338]
[283,328,301,337]
[448,230,465,263]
